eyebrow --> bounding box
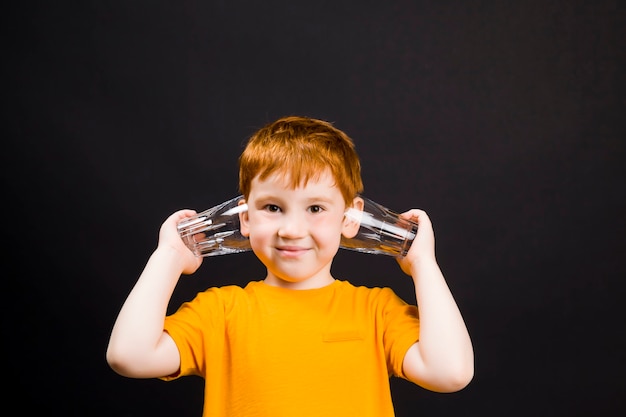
[303,196,336,205]
[253,194,336,205]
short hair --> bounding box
[239,116,364,205]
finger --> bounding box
[399,209,426,221]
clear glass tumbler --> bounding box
[176,196,251,257]
[340,196,418,257]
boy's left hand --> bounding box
[396,209,437,276]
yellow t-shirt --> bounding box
[163,279,419,417]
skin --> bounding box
[239,170,361,290]
[395,208,474,392]
[106,169,474,392]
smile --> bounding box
[276,246,309,257]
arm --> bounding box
[396,209,474,392]
[106,210,203,378]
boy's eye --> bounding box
[265,204,281,213]
[308,205,323,214]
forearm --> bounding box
[106,247,184,376]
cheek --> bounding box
[310,217,344,243]
[246,215,275,239]
[247,226,271,254]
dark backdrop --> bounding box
[6,1,625,416]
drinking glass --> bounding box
[340,196,417,257]
[176,196,251,257]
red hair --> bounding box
[239,116,363,204]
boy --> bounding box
[107,116,474,416]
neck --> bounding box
[263,274,335,290]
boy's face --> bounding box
[240,169,358,289]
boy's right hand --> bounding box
[157,209,203,275]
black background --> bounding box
[6,1,625,416]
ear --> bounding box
[342,196,364,239]
[238,198,250,237]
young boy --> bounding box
[107,116,474,416]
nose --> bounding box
[277,211,307,239]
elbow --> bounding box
[403,343,474,393]
[106,340,137,378]
[435,358,474,393]
[436,355,474,393]
[440,364,474,392]
[105,338,178,379]
[438,343,475,392]
[409,357,474,393]
[105,343,126,376]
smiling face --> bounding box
[240,169,360,289]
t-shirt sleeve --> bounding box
[379,287,420,380]
[160,287,228,381]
